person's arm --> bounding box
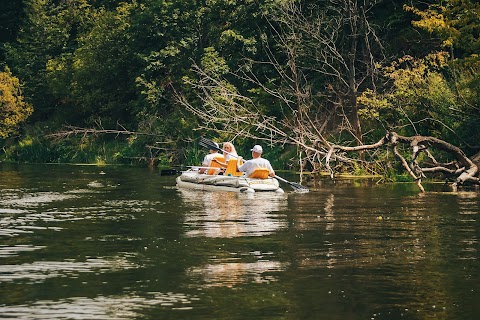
[267,160,275,177]
[199,155,209,173]
[212,158,227,168]
[237,157,247,172]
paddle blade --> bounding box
[199,137,221,151]
[292,184,309,193]
[274,175,310,192]
[288,181,309,193]
[160,169,179,176]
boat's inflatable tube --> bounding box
[176,171,284,193]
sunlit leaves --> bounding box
[405,0,480,55]
[402,1,480,144]
[357,89,391,120]
[201,47,230,77]
[404,4,457,48]
[0,67,33,138]
[358,52,458,135]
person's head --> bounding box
[209,142,219,153]
[223,142,236,154]
[250,145,263,158]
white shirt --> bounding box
[202,152,221,167]
[237,157,274,177]
[224,152,238,162]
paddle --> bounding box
[199,137,310,192]
[160,168,179,176]
[271,175,309,193]
[199,137,224,153]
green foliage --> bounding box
[0,67,33,138]
[358,52,458,136]
[182,141,203,166]
[448,56,480,148]
[68,2,140,124]
[3,128,141,165]
[0,0,24,62]
[4,0,88,120]
[2,124,66,163]
[131,0,202,117]
[406,0,480,57]
[201,47,230,77]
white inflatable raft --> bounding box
[176,170,284,193]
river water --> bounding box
[0,164,478,320]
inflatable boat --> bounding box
[176,170,284,193]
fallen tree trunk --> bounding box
[328,132,479,192]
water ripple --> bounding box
[0,192,79,207]
[0,245,46,257]
[0,292,197,319]
[0,256,138,283]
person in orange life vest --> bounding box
[199,142,221,174]
[212,142,238,168]
[237,145,275,178]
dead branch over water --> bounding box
[47,123,155,140]
[329,132,479,192]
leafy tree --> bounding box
[0,67,33,138]
[0,0,25,63]
[403,0,480,150]
[358,53,456,134]
[132,0,274,156]
[130,0,200,117]
[4,0,90,121]
[135,0,272,112]
[67,1,140,125]
[405,0,480,58]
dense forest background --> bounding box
[0,0,479,180]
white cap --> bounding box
[251,145,263,153]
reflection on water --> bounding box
[188,260,286,288]
[179,189,290,288]
[179,189,288,238]
[284,186,479,320]
[0,245,46,257]
[288,189,480,271]
[291,187,478,316]
[0,292,198,319]
[0,256,137,282]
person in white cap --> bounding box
[237,144,275,177]
[199,142,221,174]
